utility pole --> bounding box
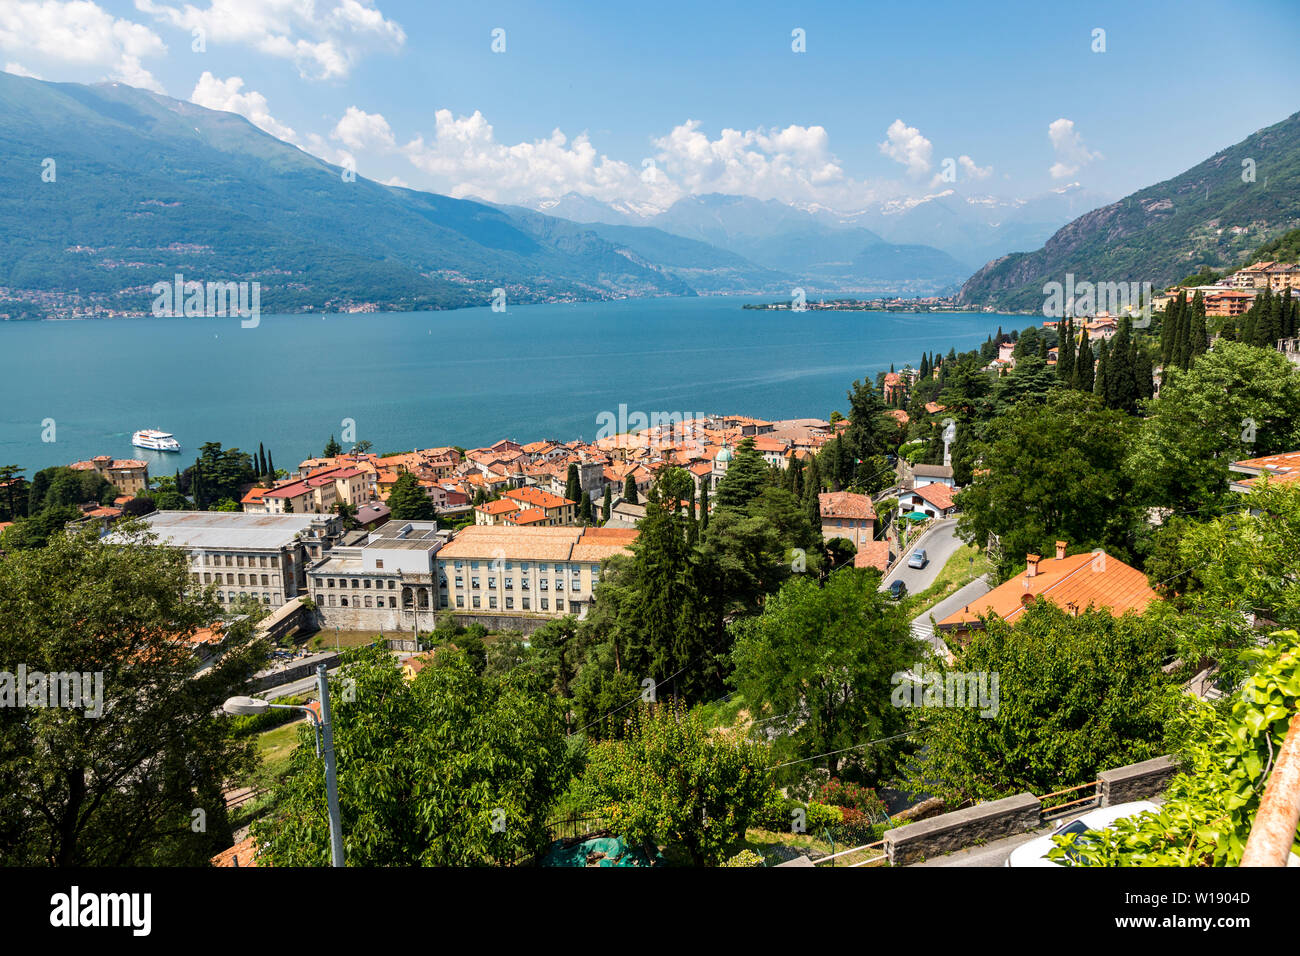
[317,663,345,867]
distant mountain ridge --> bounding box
[959,110,1300,311]
[0,73,707,318]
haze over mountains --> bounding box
[531,184,1110,280]
[0,71,1110,319]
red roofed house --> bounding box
[937,540,1159,642]
[898,481,957,519]
[1229,450,1300,493]
[818,491,876,550]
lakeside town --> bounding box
[4,244,1300,872]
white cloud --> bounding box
[1048,117,1100,179]
[135,0,404,80]
[190,72,297,142]
[928,154,993,188]
[958,155,992,179]
[402,108,654,205]
[332,106,394,151]
[879,119,933,177]
[4,60,40,77]
[0,0,166,91]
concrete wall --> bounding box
[1098,755,1179,806]
[884,754,1182,865]
[251,651,343,693]
[885,793,1041,866]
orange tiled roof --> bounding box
[910,483,956,510]
[938,551,1158,632]
[854,541,890,572]
[818,491,876,521]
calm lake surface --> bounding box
[0,296,1019,473]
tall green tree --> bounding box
[731,570,921,782]
[905,602,1175,806]
[580,701,773,866]
[957,390,1140,574]
[255,646,574,865]
[0,523,266,865]
[387,471,437,521]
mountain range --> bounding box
[0,71,1099,319]
[959,110,1300,311]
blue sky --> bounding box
[3,0,1298,211]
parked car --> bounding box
[889,579,908,600]
[1005,800,1161,867]
[907,549,928,569]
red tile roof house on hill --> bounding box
[1229,450,1300,492]
[936,540,1160,643]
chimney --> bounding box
[1026,553,1041,578]
[1055,540,1067,561]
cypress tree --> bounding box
[1058,319,1076,382]
[1105,317,1133,411]
[1094,338,1111,399]
[699,483,709,532]
[602,485,612,523]
[1075,335,1095,393]
[266,452,275,480]
[565,463,581,503]
[1189,294,1209,363]
[578,491,593,525]
[623,473,638,506]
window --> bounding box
[522,597,530,610]
[505,597,514,609]
[456,596,464,608]
[556,599,564,611]
[489,596,498,609]
[541,598,549,611]
[520,562,529,571]
[261,574,269,586]
[540,579,548,591]
[488,578,496,590]
[327,578,335,588]
[455,576,464,588]
[365,596,373,608]
[472,596,481,608]
[505,577,513,589]
[328,594,335,606]
[389,596,396,608]
[472,561,481,570]
[388,580,395,590]
[375,559,384,569]
[471,577,480,590]
[341,597,349,607]
[351,579,360,589]
[454,560,463,570]
[571,578,580,592]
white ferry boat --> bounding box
[132,429,182,452]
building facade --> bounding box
[132,511,342,610]
[434,525,637,620]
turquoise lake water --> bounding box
[0,296,1019,473]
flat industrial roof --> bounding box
[132,511,331,551]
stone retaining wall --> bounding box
[885,793,1041,866]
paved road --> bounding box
[908,574,992,658]
[880,518,964,596]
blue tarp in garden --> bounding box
[540,836,662,867]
